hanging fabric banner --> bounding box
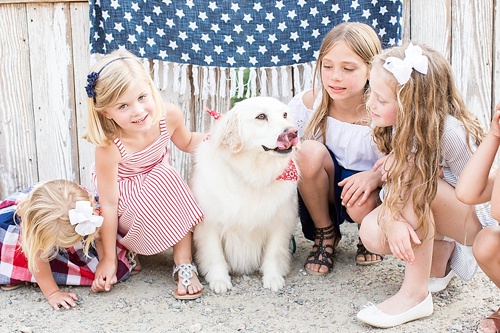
[89,0,402,99]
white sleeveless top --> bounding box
[288,90,381,171]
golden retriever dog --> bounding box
[191,97,299,293]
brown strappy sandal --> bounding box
[356,238,383,266]
[304,224,339,276]
[478,307,500,333]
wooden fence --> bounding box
[0,0,499,198]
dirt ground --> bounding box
[0,222,498,333]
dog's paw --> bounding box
[262,275,285,292]
[209,278,233,294]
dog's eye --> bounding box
[256,113,267,120]
[283,112,288,119]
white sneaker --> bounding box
[357,293,433,328]
[428,270,456,293]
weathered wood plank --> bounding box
[407,0,451,60]
[451,0,493,129]
[70,2,93,188]
[0,0,83,4]
[27,3,78,182]
[0,4,37,198]
[401,0,410,41]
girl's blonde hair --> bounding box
[17,180,99,273]
[372,42,485,240]
[304,22,382,142]
[83,50,164,146]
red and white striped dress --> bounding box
[93,118,204,255]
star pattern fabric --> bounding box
[89,0,402,68]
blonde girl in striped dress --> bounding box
[84,50,204,300]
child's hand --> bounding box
[92,259,117,292]
[385,220,421,263]
[489,109,500,138]
[46,290,78,310]
[373,154,395,182]
[372,155,387,174]
[338,170,381,207]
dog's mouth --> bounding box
[262,145,294,154]
[262,130,299,154]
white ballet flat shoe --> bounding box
[428,270,456,293]
[356,292,433,328]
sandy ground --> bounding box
[0,222,498,333]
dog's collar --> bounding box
[276,160,298,181]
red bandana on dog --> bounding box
[276,160,298,181]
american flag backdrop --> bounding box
[89,0,402,99]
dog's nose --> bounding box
[277,128,299,150]
[285,127,298,143]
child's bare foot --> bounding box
[172,263,203,300]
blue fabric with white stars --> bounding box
[89,0,402,68]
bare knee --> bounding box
[296,140,330,178]
[346,190,380,223]
[359,216,384,254]
[473,226,500,265]
[348,205,374,224]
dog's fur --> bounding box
[191,97,299,293]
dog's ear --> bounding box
[215,110,243,153]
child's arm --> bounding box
[164,102,204,153]
[91,145,121,292]
[384,218,421,263]
[491,169,500,219]
[456,109,500,204]
[32,255,78,310]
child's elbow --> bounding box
[455,188,473,205]
[491,205,500,221]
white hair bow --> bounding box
[69,201,103,236]
[383,43,428,84]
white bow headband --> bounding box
[69,201,103,236]
[382,43,429,84]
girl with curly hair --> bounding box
[357,42,494,328]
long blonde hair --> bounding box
[83,50,164,147]
[304,22,382,142]
[372,43,485,240]
[17,180,99,273]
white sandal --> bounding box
[428,270,455,293]
[172,263,203,300]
